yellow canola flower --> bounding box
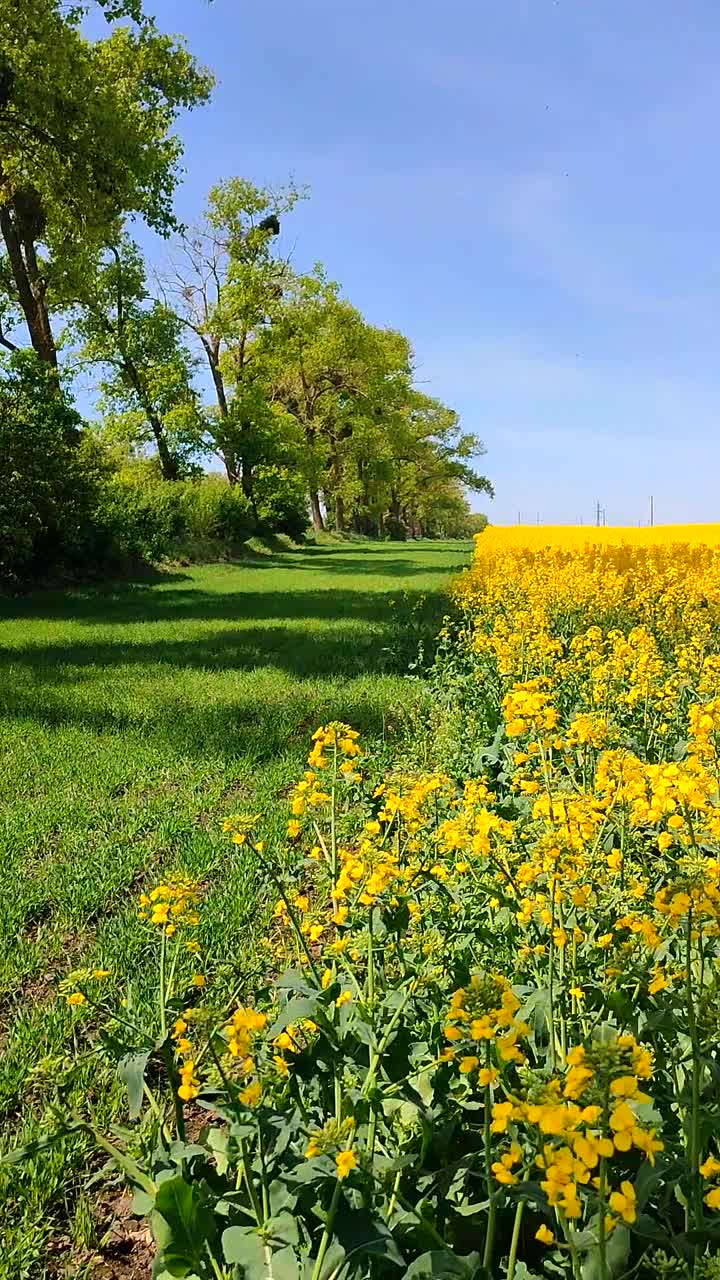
[239,1081,263,1107]
[336,1149,358,1179]
[536,1225,555,1245]
[608,1181,637,1224]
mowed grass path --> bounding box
[0,540,470,1276]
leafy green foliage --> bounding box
[71,239,205,480]
[95,474,256,564]
[0,351,103,579]
[0,0,212,361]
[163,176,306,493]
[260,268,492,536]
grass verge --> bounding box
[0,539,470,1277]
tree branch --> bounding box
[0,314,18,352]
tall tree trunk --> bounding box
[0,202,57,366]
[202,336,238,484]
[309,489,325,531]
[240,456,259,522]
[119,349,178,480]
[151,415,180,481]
[334,492,345,534]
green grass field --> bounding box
[0,539,470,1277]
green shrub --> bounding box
[254,466,309,541]
[94,474,256,564]
[0,353,102,582]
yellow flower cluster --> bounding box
[222,812,262,847]
[224,1005,267,1061]
[444,974,529,1075]
[307,724,361,772]
[138,881,200,933]
[440,527,720,1239]
[286,724,362,838]
[491,1034,661,1227]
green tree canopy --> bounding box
[71,238,203,479]
[0,0,213,363]
[161,176,306,500]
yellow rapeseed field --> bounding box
[34,525,720,1279]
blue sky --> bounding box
[110,0,720,524]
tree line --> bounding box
[0,0,491,555]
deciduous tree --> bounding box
[71,239,203,480]
[161,177,305,501]
[0,0,212,363]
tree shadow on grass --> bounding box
[0,675,418,765]
[0,604,447,763]
[0,544,465,763]
[0,544,471,624]
[0,584,453,632]
[0,575,453,680]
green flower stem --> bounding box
[159,926,168,1041]
[557,901,567,1062]
[161,1042,186,1142]
[506,1181,528,1280]
[239,1136,265,1226]
[598,1070,610,1280]
[482,1049,497,1273]
[685,902,703,1243]
[310,1179,344,1280]
[266,865,322,986]
[387,1168,403,1220]
[367,908,375,1010]
[364,984,417,1169]
[330,741,338,890]
[548,877,557,1072]
[71,992,147,1043]
[68,1110,156,1197]
[364,983,416,1095]
[597,1157,609,1280]
[558,1210,582,1280]
[257,1124,270,1222]
[363,908,377,1158]
[164,932,182,1008]
[394,1193,448,1250]
[206,1036,264,1223]
[205,1239,229,1280]
[381,1054,449,1098]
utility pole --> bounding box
[649,495,654,527]
[596,500,601,528]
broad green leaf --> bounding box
[269,1212,299,1247]
[277,969,318,996]
[333,1203,404,1268]
[207,1127,230,1176]
[315,1241,346,1280]
[132,1187,155,1216]
[152,1175,216,1277]
[222,1228,299,1280]
[118,1048,151,1120]
[402,1250,479,1279]
[580,1225,630,1280]
[269,1180,295,1216]
[267,997,321,1039]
